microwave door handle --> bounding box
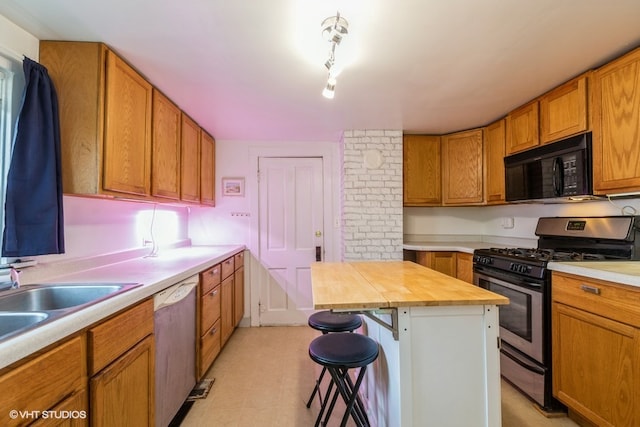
[552,157,564,196]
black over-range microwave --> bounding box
[504,132,595,202]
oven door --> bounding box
[473,269,544,363]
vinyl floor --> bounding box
[180,326,579,427]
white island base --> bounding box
[358,304,502,427]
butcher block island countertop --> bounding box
[311,260,508,309]
[311,260,508,427]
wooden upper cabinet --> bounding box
[484,119,506,205]
[403,135,441,206]
[539,74,589,144]
[151,89,181,200]
[592,46,640,195]
[102,51,152,196]
[442,128,484,205]
[200,131,216,206]
[40,41,217,206]
[506,100,539,155]
[41,41,154,197]
[180,114,201,203]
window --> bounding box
[0,52,26,262]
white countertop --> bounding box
[403,241,489,254]
[548,261,640,288]
[0,244,244,370]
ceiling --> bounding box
[2,1,640,143]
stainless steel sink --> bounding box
[0,312,49,340]
[0,282,141,342]
[0,284,138,311]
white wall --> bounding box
[188,138,342,259]
[0,13,38,60]
[405,197,640,240]
[342,130,404,260]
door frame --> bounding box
[248,142,340,326]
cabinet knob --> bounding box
[210,328,217,335]
[210,290,218,297]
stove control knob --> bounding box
[509,263,531,274]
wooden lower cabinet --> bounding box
[220,275,234,346]
[415,251,474,283]
[416,251,457,277]
[31,389,88,427]
[0,335,87,427]
[198,263,222,378]
[88,299,154,427]
[552,272,640,427]
[90,336,154,427]
[455,252,473,284]
[233,251,245,327]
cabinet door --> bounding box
[442,129,484,205]
[220,275,234,346]
[180,114,201,202]
[552,303,639,427]
[484,119,506,204]
[415,251,457,277]
[201,284,221,333]
[506,100,539,155]
[403,135,441,206]
[455,253,473,284]
[103,50,152,196]
[592,46,640,195]
[200,131,216,206]
[0,335,86,427]
[30,389,88,427]
[151,89,181,200]
[234,265,245,327]
[90,335,155,427]
[539,74,589,144]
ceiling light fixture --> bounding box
[321,12,349,99]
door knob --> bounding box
[315,230,322,237]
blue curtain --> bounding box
[2,57,64,257]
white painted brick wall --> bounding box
[341,130,403,260]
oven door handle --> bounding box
[474,269,542,293]
[501,344,546,375]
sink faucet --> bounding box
[10,268,21,289]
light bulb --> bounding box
[322,79,336,99]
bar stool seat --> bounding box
[308,333,379,427]
[308,310,362,334]
[306,311,362,411]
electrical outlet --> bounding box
[501,217,515,229]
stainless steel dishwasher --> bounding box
[154,275,198,427]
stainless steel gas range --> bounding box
[472,216,640,411]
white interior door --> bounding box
[258,157,324,325]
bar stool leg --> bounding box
[306,366,327,408]
[325,366,370,427]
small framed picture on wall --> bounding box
[222,177,245,196]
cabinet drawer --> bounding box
[552,272,640,327]
[201,284,221,332]
[88,299,154,375]
[200,318,221,377]
[0,335,86,426]
[234,251,244,269]
[221,257,234,279]
[200,264,221,295]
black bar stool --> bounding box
[309,332,379,427]
[306,311,362,409]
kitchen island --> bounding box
[311,261,509,427]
